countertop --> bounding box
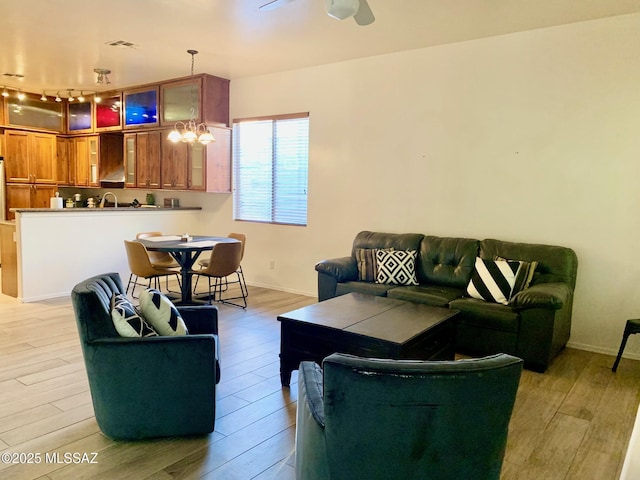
[12,206,202,213]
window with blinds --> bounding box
[232,113,309,226]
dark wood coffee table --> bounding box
[277,292,459,386]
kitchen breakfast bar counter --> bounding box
[9,207,203,302]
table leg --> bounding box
[170,251,202,304]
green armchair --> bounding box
[71,272,220,440]
[296,353,523,480]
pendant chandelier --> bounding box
[167,50,215,145]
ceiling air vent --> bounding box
[105,40,138,48]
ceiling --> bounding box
[1,0,639,96]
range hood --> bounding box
[100,166,125,185]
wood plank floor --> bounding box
[0,283,638,479]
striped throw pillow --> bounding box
[467,257,521,305]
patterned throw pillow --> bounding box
[355,248,393,282]
[110,293,158,338]
[138,289,188,336]
[467,257,522,305]
[375,249,418,286]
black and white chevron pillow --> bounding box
[375,249,418,286]
[138,289,188,336]
[110,293,158,338]
[467,257,521,305]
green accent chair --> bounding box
[296,353,523,480]
[71,272,220,440]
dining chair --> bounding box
[136,231,181,294]
[192,241,246,308]
[196,233,248,302]
[135,231,180,268]
[124,240,181,298]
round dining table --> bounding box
[136,235,240,304]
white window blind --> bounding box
[233,113,309,226]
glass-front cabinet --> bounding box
[161,78,201,124]
[124,134,136,187]
[160,74,229,127]
[95,93,122,131]
[68,101,93,133]
[123,87,158,128]
[5,93,64,132]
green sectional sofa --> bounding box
[315,231,578,372]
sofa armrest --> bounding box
[178,305,219,335]
[296,361,330,480]
[510,282,571,310]
[315,257,358,283]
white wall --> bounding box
[193,13,640,358]
[17,209,200,301]
[52,13,640,358]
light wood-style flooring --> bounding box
[0,283,638,479]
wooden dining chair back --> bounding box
[193,241,246,308]
[124,240,181,298]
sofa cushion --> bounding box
[388,285,465,307]
[336,281,396,298]
[449,297,520,333]
[138,288,189,336]
[417,236,479,289]
[352,231,423,256]
[110,293,158,338]
[480,239,578,289]
[467,257,520,305]
[375,250,418,286]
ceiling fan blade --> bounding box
[353,0,375,25]
[259,0,295,11]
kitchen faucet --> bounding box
[100,192,118,208]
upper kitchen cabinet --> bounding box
[124,131,161,189]
[189,126,231,193]
[94,93,122,131]
[67,101,93,133]
[4,130,56,184]
[123,87,159,129]
[74,133,123,187]
[160,74,230,127]
[4,93,64,132]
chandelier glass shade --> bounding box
[167,50,215,146]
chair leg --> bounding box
[238,266,248,298]
[126,273,137,297]
[613,332,630,372]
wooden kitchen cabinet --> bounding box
[160,74,230,127]
[161,131,189,190]
[5,130,56,184]
[74,134,123,187]
[159,126,230,192]
[189,126,231,193]
[5,184,57,220]
[56,137,75,186]
[124,131,161,189]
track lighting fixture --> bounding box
[94,68,112,85]
[17,90,26,100]
[55,92,62,102]
[67,90,74,102]
[77,91,85,102]
[1,87,8,97]
[41,92,47,101]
